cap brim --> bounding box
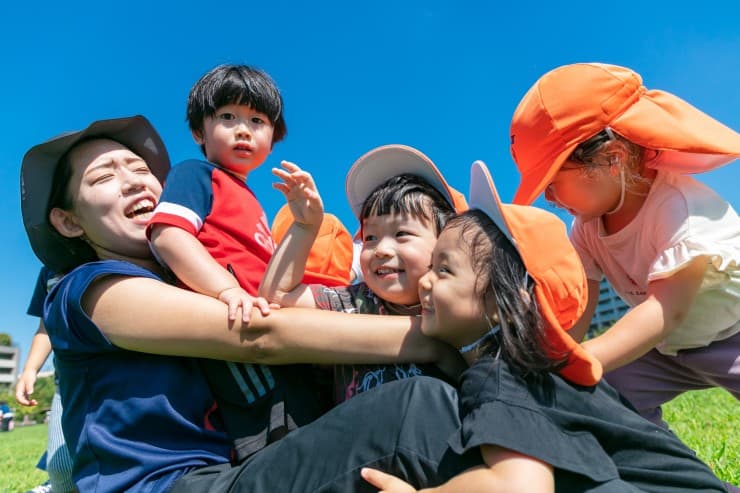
[513,142,578,205]
[21,115,170,272]
[345,145,458,217]
[469,161,514,243]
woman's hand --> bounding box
[361,468,418,493]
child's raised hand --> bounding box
[217,286,272,323]
[361,468,418,493]
[272,161,324,227]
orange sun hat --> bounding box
[469,161,602,386]
[510,62,740,205]
[271,204,353,287]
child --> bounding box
[361,161,727,492]
[260,144,467,403]
[147,64,350,461]
[508,62,740,426]
[16,267,74,493]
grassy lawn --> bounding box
[0,388,737,491]
[0,423,48,493]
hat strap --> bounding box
[460,313,501,354]
[605,166,626,215]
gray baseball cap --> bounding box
[20,115,170,273]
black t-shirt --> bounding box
[450,355,726,492]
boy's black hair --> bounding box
[360,174,456,235]
[447,210,569,378]
[187,64,287,155]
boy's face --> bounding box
[359,210,437,306]
[193,103,274,180]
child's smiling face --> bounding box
[359,210,437,307]
[418,224,488,348]
[193,103,274,180]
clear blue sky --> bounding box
[2,1,738,371]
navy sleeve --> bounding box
[44,261,161,354]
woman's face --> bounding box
[52,138,162,262]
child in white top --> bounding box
[509,62,740,425]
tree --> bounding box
[0,332,12,346]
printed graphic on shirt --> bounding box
[312,282,448,404]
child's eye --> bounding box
[363,234,376,242]
[395,230,413,238]
[251,116,265,125]
[219,113,236,121]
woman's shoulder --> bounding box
[52,260,162,300]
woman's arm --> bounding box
[82,275,444,365]
[361,444,554,493]
[15,321,52,406]
[582,255,707,372]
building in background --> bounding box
[0,344,19,386]
[588,278,630,337]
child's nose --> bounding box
[418,270,433,291]
[373,238,394,257]
[235,120,251,137]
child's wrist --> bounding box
[216,285,241,298]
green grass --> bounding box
[663,387,739,485]
[0,390,738,491]
[0,424,48,493]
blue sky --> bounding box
[2,1,738,371]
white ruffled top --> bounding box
[571,170,740,354]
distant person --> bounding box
[362,161,727,492]
[261,145,468,404]
[510,62,740,426]
[0,400,13,431]
[16,267,75,492]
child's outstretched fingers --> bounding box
[360,468,417,493]
[272,161,324,227]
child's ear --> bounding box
[191,129,204,145]
[49,208,85,239]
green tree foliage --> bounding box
[0,332,12,346]
[0,374,54,423]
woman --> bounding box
[20,116,479,492]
